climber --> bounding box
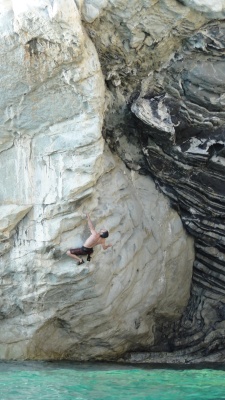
[66,213,112,265]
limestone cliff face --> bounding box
[2,0,224,364]
[0,0,194,360]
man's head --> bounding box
[100,229,109,238]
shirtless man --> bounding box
[66,213,112,264]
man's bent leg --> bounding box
[66,250,83,263]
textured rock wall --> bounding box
[0,0,194,360]
[83,1,225,362]
[3,0,225,363]
[132,22,225,363]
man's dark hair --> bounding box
[100,230,109,238]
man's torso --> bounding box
[83,233,104,248]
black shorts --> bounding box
[70,246,94,256]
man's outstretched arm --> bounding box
[86,213,96,234]
[102,242,112,250]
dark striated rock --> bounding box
[122,22,225,363]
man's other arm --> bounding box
[86,213,96,234]
[102,241,112,250]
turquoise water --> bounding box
[0,362,225,400]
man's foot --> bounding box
[77,259,84,265]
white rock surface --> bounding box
[0,0,195,360]
[82,0,108,23]
[180,0,225,17]
[0,204,32,241]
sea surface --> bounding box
[0,361,225,400]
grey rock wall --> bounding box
[133,22,225,363]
